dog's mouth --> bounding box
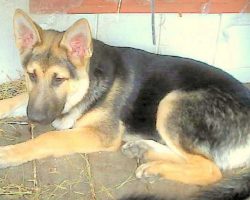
[27,114,56,125]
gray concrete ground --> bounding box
[0,83,249,200]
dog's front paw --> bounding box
[135,162,161,183]
[0,105,11,119]
[0,145,22,168]
[122,140,150,159]
[0,97,27,119]
[0,112,9,120]
[52,116,75,130]
[0,100,9,119]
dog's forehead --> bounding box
[26,57,76,78]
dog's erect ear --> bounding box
[60,19,93,67]
[13,9,42,54]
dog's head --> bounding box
[13,9,92,124]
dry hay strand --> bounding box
[0,183,33,196]
[0,77,26,100]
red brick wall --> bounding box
[30,0,250,14]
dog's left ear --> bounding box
[60,19,93,67]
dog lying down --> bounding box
[0,9,250,200]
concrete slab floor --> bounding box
[0,83,249,200]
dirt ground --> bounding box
[0,83,249,200]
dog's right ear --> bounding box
[13,9,42,55]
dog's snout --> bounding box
[27,110,51,124]
[27,88,64,124]
[27,102,57,124]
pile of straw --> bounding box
[0,77,26,100]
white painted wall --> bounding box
[0,0,250,84]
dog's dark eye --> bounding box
[52,77,67,86]
[28,72,37,82]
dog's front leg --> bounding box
[0,126,122,168]
[0,93,28,119]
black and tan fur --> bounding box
[0,9,250,200]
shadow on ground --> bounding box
[0,83,249,200]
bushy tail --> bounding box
[120,168,250,200]
[193,168,250,200]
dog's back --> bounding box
[100,41,250,200]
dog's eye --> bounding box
[28,72,37,82]
[52,77,67,86]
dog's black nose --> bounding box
[27,110,53,125]
[27,112,49,124]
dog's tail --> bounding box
[120,168,250,200]
[192,168,250,200]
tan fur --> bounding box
[145,148,185,163]
[33,31,64,55]
[0,124,122,167]
[62,68,89,114]
[136,157,222,186]
[156,91,189,159]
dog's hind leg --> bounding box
[134,91,222,185]
[122,140,221,185]
[135,156,222,185]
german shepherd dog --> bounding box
[0,9,250,200]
